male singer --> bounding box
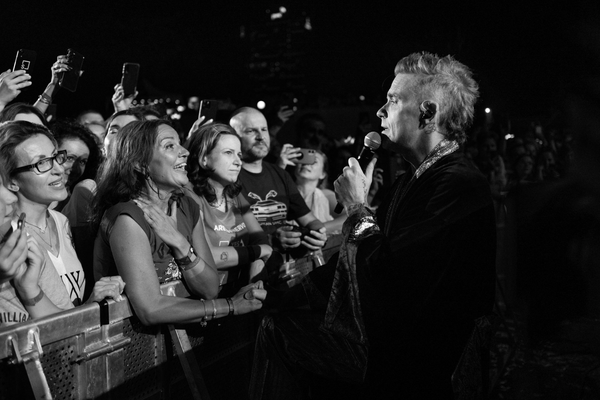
[250,52,496,399]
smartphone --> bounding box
[121,63,140,97]
[13,49,36,73]
[17,213,26,230]
[12,49,36,91]
[199,99,220,122]
[58,48,85,92]
[295,148,316,165]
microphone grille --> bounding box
[364,131,381,150]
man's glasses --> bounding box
[12,150,68,175]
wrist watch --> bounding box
[175,246,197,266]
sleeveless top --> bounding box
[93,195,200,284]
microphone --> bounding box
[334,131,382,214]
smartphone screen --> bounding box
[12,49,36,90]
[121,63,140,97]
[199,99,220,122]
[58,49,85,92]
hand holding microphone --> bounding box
[334,132,381,214]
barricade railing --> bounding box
[0,235,344,400]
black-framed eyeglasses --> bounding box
[12,150,68,175]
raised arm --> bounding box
[33,55,69,114]
[0,70,31,112]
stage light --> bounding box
[485,108,491,114]
[257,101,266,110]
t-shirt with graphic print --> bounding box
[0,249,73,326]
[24,210,86,306]
[239,162,311,236]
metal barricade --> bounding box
[0,283,193,400]
[0,235,344,399]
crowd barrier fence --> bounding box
[0,235,344,400]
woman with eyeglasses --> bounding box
[0,121,124,307]
[0,139,73,326]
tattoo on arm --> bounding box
[220,252,228,261]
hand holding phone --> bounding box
[58,49,84,92]
[294,148,316,165]
[121,63,140,98]
[199,99,220,122]
[11,49,36,92]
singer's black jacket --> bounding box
[308,149,496,397]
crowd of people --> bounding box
[0,48,592,400]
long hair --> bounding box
[0,121,56,177]
[394,52,479,144]
[185,123,242,203]
[0,102,49,127]
[91,119,171,230]
[50,119,102,186]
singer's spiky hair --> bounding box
[395,52,479,144]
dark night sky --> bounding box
[1,2,595,125]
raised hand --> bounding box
[50,55,71,85]
[0,70,32,109]
[277,143,302,169]
[133,197,188,255]
[112,83,138,112]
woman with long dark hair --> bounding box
[92,119,265,326]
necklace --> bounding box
[28,226,55,252]
[210,195,226,208]
[25,217,48,234]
